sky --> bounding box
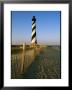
[12,11,60,45]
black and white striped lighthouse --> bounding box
[31,16,37,45]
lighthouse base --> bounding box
[30,43,38,48]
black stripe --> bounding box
[32,25,36,31]
[32,22,35,25]
[31,32,36,40]
[35,40,37,44]
[32,19,35,21]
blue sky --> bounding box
[12,11,60,45]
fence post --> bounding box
[21,44,26,73]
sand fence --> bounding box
[11,45,42,78]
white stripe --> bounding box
[32,23,35,29]
[31,29,36,36]
[31,37,36,44]
[32,21,34,24]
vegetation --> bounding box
[11,45,61,79]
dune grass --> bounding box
[16,46,61,79]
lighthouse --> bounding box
[31,16,37,46]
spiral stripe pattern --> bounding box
[31,16,37,44]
